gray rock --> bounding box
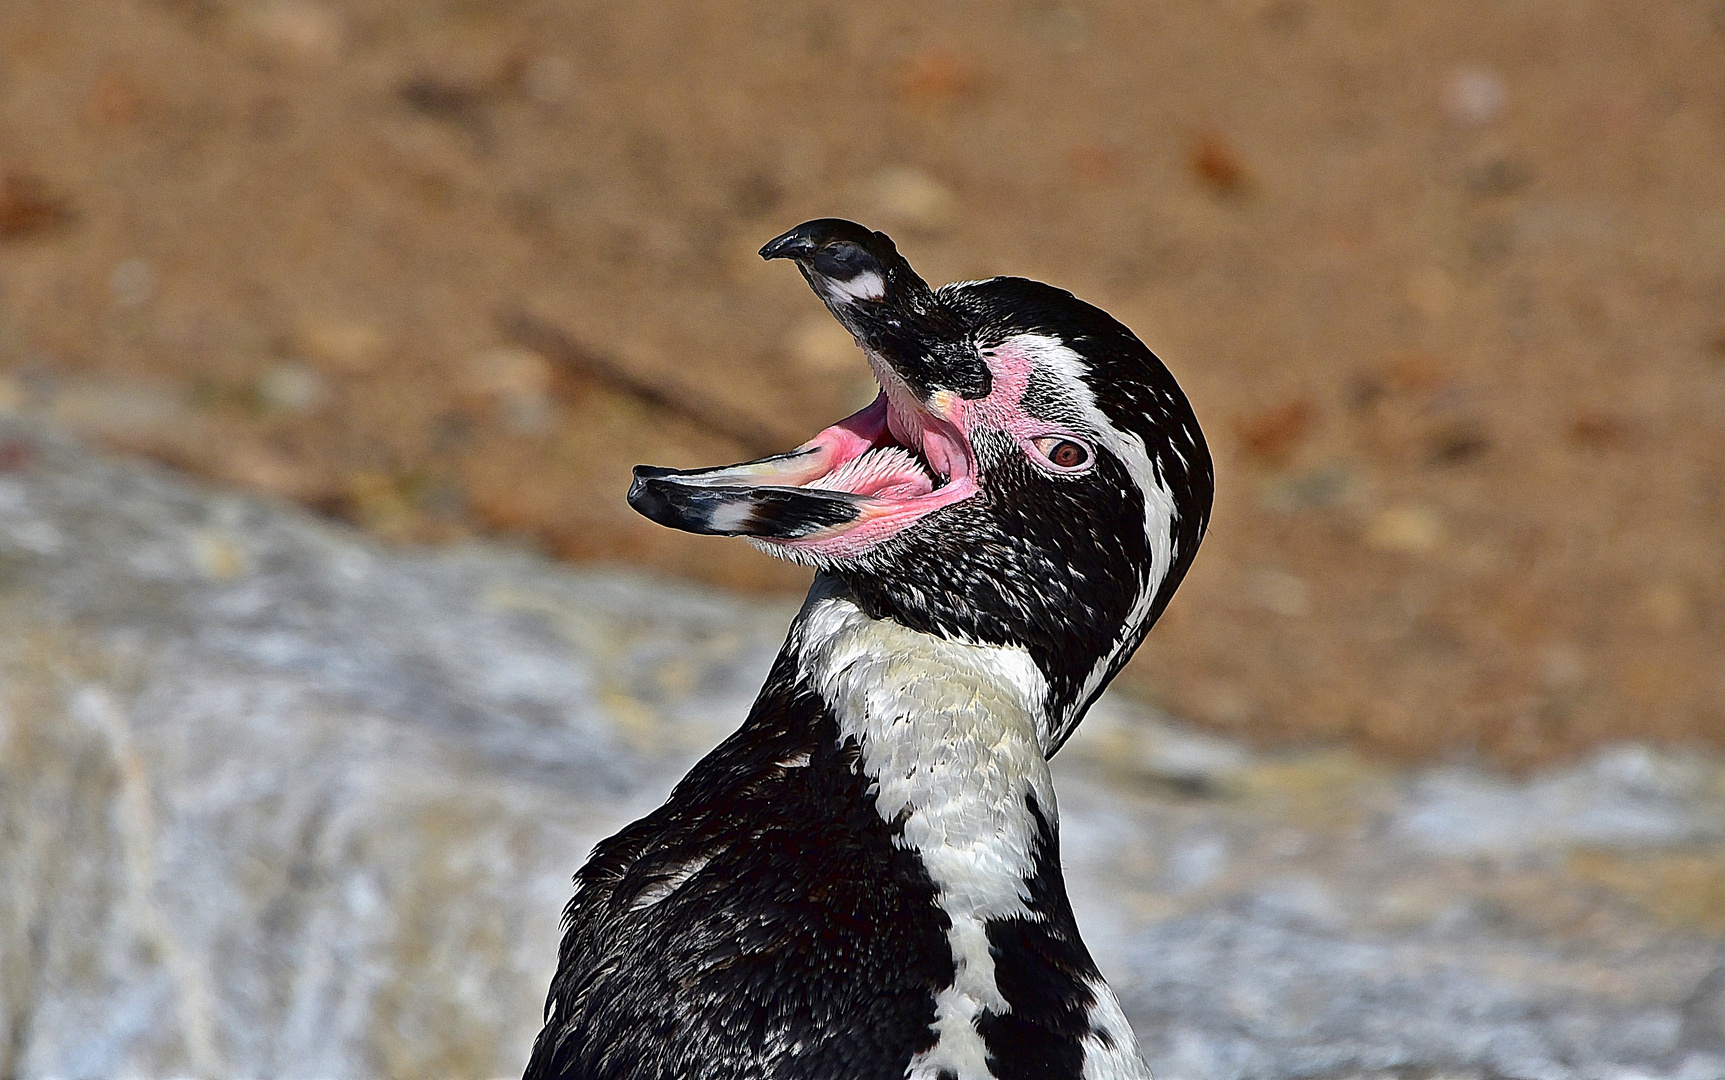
[0,419,787,1077]
[1683,959,1725,1055]
[0,417,1721,1080]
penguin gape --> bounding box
[527,220,1212,1080]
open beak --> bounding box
[626,389,979,560]
[627,218,986,562]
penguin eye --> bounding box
[1030,436,1092,472]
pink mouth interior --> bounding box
[768,393,979,553]
[798,395,967,498]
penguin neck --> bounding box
[788,573,1058,741]
[786,578,1056,796]
[784,578,1065,1079]
[787,578,1057,891]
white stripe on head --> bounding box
[822,269,886,304]
[998,333,1179,744]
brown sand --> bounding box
[2,0,1721,765]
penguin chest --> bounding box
[798,598,1142,1080]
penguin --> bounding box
[525,219,1213,1080]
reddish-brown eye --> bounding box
[1032,436,1091,470]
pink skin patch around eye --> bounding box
[956,342,1064,446]
[951,341,1091,472]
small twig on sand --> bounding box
[499,311,795,457]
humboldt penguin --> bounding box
[526,219,1212,1080]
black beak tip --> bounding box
[759,230,816,262]
[626,473,689,531]
[625,471,657,510]
[627,466,674,512]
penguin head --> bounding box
[629,219,1213,747]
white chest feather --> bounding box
[795,595,1154,1080]
[797,597,1054,1080]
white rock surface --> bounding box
[1,417,1722,1080]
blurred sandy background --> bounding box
[2,0,1721,766]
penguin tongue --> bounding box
[625,392,969,545]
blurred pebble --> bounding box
[729,171,784,219]
[341,470,418,539]
[1427,420,1490,466]
[0,437,33,471]
[88,73,149,127]
[524,56,576,106]
[897,48,977,106]
[1162,834,1229,892]
[400,76,485,122]
[410,476,468,521]
[1189,131,1250,195]
[1462,153,1533,197]
[1252,876,1344,929]
[193,532,248,580]
[1515,201,1615,251]
[1259,467,1350,512]
[298,318,387,373]
[247,1,346,68]
[1235,398,1313,464]
[1640,581,1692,631]
[257,362,328,414]
[464,346,552,398]
[1067,142,1125,184]
[1405,265,1457,321]
[52,381,188,440]
[1250,569,1311,618]
[1366,505,1443,554]
[464,347,554,433]
[1351,376,1388,413]
[785,315,856,372]
[1197,681,1254,725]
[866,166,957,234]
[1465,216,1514,265]
[1443,67,1505,127]
[109,259,156,309]
[1568,409,1632,449]
[1384,350,1449,392]
[6,518,62,555]
[0,173,74,238]
[223,445,312,496]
